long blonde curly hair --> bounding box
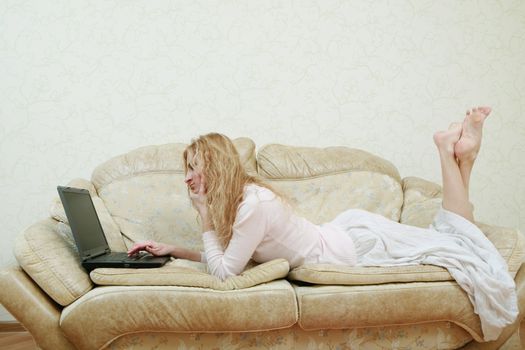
[183,133,278,248]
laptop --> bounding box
[57,186,170,271]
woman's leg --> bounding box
[433,123,474,221]
[433,106,491,222]
[455,107,492,197]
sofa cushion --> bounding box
[400,176,443,228]
[90,138,256,251]
[257,144,403,222]
[288,221,525,286]
[257,144,401,181]
[49,178,128,252]
[267,173,403,224]
[60,280,298,350]
[288,264,453,285]
[92,138,257,190]
[293,281,486,342]
[90,258,290,290]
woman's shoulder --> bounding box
[235,184,281,223]
[243,183,277,203]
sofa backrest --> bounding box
[91,139,403,251]
[90,138,257,251]
[257,144,403,224]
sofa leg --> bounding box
[0,266,76,350]
[519,318,525,349]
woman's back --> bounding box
[203,184,360,279]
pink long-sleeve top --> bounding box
[200,184,357,280]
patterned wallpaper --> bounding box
[1,1,524,320]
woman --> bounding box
[128,106,517,340]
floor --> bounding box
[0,332,37,350]
[0,330,521,349]
[500,331,522,350]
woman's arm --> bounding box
[169,246,202,262]
[127,241,202,262]
[189,177,268,279]
[202,198,268,280]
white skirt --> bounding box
[329,207,518,341]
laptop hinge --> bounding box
[83,248,111,261]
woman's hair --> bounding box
[183,133,279,248]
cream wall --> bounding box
[1,1,524,321]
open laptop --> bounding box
[57,186,170,271]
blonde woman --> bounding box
[128,107,517,340]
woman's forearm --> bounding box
[170,245,202,262]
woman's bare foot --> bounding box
[454,106,491,162]
[433,122,462,156]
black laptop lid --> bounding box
[57,186,110,260]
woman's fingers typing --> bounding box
[127,241,154,256]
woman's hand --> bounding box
[127,240,174,257]
[189,174,207,212]
[128,240,202,262]
[189,175,213,231]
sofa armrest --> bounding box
[401,177,525,278]
[15,218,94,306]
[0,266,76,350]
[475,222,525,278]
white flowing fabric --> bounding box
[329,207,519,341]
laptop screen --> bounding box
[58,187,109,259]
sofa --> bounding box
[1,137,524,350]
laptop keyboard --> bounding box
[94,252,149,262]
[128,252,149,261]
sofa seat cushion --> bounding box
[90,258,290,290]
[288,264,453,285]
[60,280,298,350]
[289,206,525,286]
[293,281,486,342]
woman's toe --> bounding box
[448,122,461,130]
[479,106,492,115]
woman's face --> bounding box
[184,150,204,194]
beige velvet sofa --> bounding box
[1,138,525,350]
